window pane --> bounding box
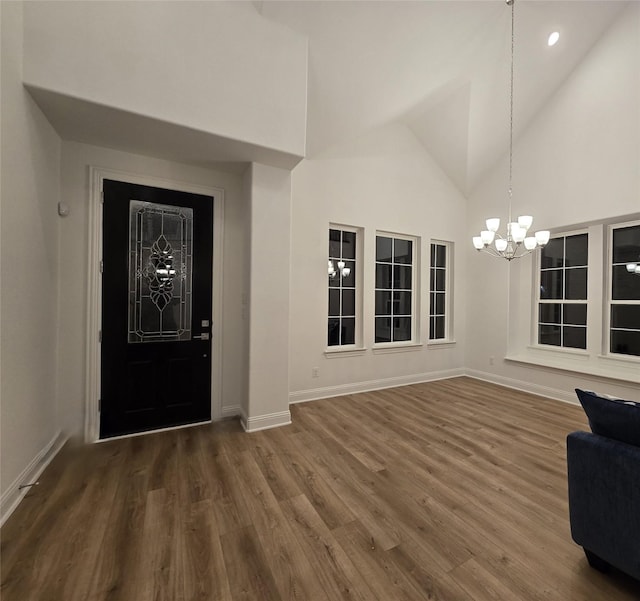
[565,234,588,267]
[328,289,340,317]
[541,238,564,269]
[376,236,392,262]
[540,269,563,299]
[611,305,640,330]
[613,225,640,264]
[393,317,412,341]
[329,229,341,258]
[539,303,561,324]
[435,269,446,292]
[342,231,356,259]
[435,292,445,315]
[563,304,587,326]
[375,317,391,343]
[612,265,640,300]
[329,269,339,287]
[565,268,587,300]
[341,318,355,345]
[539,324,561,346]
[394,265,412,289]
[328,318,340,346]
[342,289,355,316]
[393,291,412,315]
[394,239,412,264]
[611,330,640,357]
[434,316,445,339]
[376,264,392,289]
[435,244,446,268]
[375,291,391,316]
[341,261,355,287]
[430,269,436,291]
[563,326,586,349]
[429,316,436,339]
[430,244,436,267]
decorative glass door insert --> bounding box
[128,200,193,343]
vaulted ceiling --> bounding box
[257,0,628,195]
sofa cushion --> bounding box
[575,389,640,447]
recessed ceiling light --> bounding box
[548,31,560,47]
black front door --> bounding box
[100,179,213,439]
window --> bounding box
[537,233,588,349]
[328,227,357,346]
[609,223,640,357]
[375,234,416,343]
[429,241,451,341]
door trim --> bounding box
[85,167,224,442]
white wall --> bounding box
[22,0,308,157]
[57,142,248,436]
[466,3,640,402]
[1,1,61,506]
[245,163,292,430]
[289,123,467,401]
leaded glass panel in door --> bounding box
[128,200,193,343]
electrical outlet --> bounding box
[312,367,320,378]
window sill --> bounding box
[372,342,423,354]
[324,346,367,358]
[505,346,640,384]
[427,340,457,348]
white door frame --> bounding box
[85,167,224,442]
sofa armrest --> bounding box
[567,431,640,580]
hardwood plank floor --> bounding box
[2,377,639,600]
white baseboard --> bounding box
[241,409,291,433]
[221,404,243,419]
[464,369,580,406]
[1,430,67,527]
[288,368,466,405]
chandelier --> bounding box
[627,260,640,276]
[328,260,350,279]
[472,0,550,261]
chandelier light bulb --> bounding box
[481,230,495,245]
[486,218,500,232]
[337,260,345,270]
[548,31,560,47]
[495,239,508,252]
[473,236,484,250]
[342,267,350,277]
[524,237,537,250]
[511,226,526,243]
[535,230,550,245]
[627,263,638,273]
[518,215,533,230]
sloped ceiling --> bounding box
[259,0,629,195]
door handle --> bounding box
[193,333,210,340]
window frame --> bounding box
[535,229,589,351]
[606,219,640,360]
[428,240,454,343]
[373,231,419,346]
[327,224,363,351]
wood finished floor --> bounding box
[2,377,639,601]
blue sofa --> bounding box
[567,389,640,581]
